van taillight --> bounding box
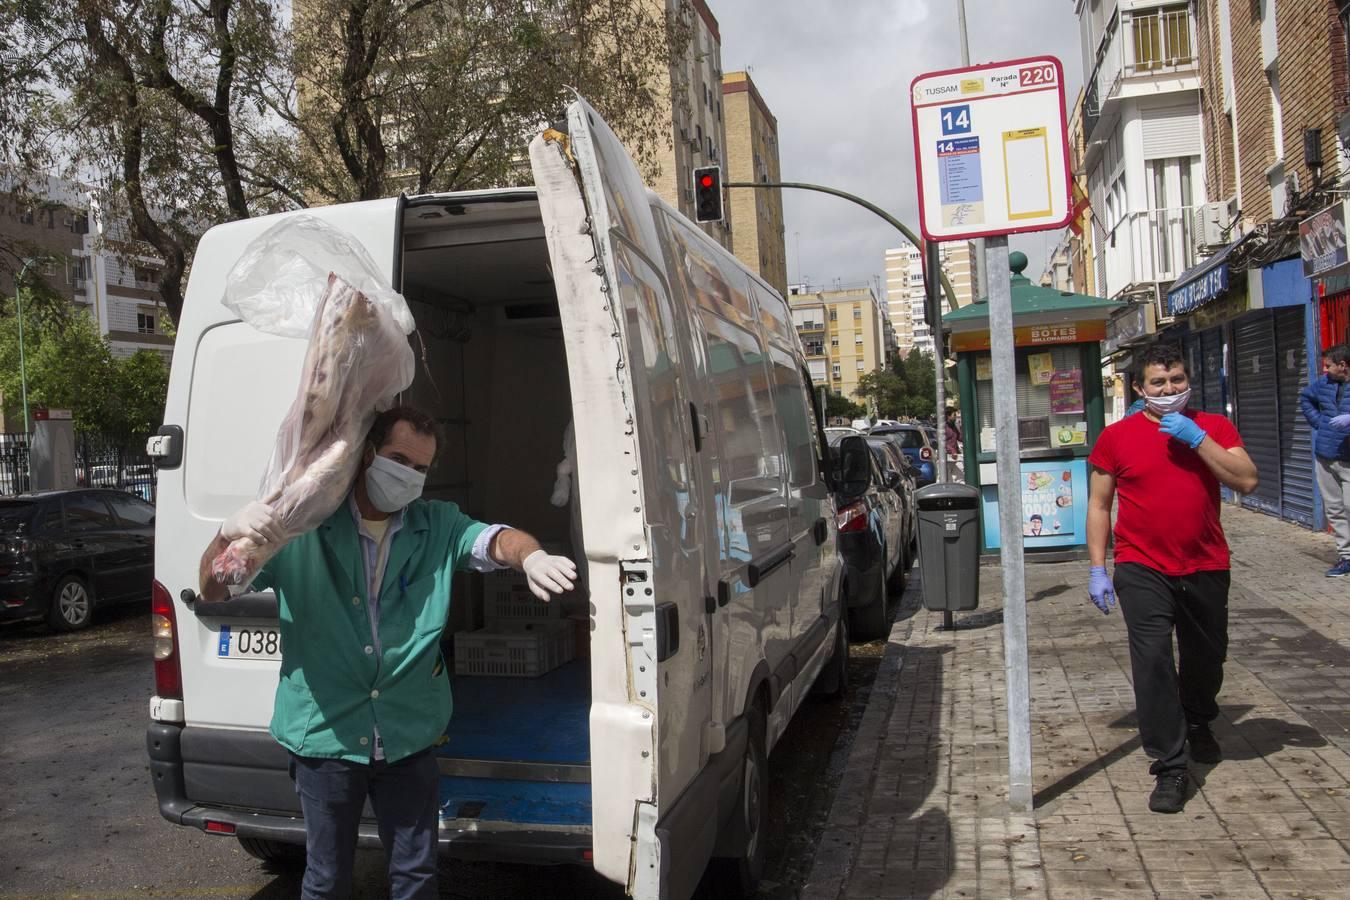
[920,447,932,460]
[836,501,868,533]
[152,579,182,700]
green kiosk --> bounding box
[944,252,1123,555]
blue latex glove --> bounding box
[1331,414,1350,429]
[1089,566,1116,615]
[1159,412,1207,448]
[1125,398,1146,417]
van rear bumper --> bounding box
[147,722,592,865]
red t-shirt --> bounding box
[1088,410,1244,575]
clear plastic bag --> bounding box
[211,219,417,586]
[222,214,416,338]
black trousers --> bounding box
[1114,563,1230,774]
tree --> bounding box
[3,0,693,323]
[897,347,937,419]
[825,391,865,421]
[0,293,117,432]
[109,350,171,443]
[853,369,906,419]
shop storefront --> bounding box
[945,254,1122,556]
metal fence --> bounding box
[0,432,156,503]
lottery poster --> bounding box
[1022,466,1075,537]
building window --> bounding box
[855,334,863,344]
[829,309,837,321]
[852,306,862,319]
[45,208,55,229]
[137,313,156,334]
[18,207,33,225]
[1132,6,1191,72]
[831,338,839,348]
[856,360,865,372]
[831,364,841,379]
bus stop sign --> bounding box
[910,56,1072,242]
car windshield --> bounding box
[0,501,35,532]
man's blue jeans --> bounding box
[290,749,439,900]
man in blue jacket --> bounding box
[1299,344,1350,576]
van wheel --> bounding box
[848,561,889,641]
[713,705,767,897]
[47,575,93,632]
[813,618,849,699]
[238,836,305,866]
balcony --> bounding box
[1096,206,1199,300]
[1084,6,1197,142]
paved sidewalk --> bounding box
[803,506,1350,899]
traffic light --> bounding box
[693,166,723,223]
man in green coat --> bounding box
[198,406,577,899]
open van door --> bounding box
[156,199,403,742]
[531,99,716,899]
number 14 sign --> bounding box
[910,55,1072,241]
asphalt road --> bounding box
[0,593,896,900]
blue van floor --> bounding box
[437,660,592,827]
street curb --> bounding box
[799,573,920,900]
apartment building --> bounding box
[0,178,173,361]
[647,0,732,251]
[722,70,788,296]
[883,242,978,356]
[789,286,885,401]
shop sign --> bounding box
[1102,303,1152,354]
[1167,264,1229,317]
[1300,202,1349,278]
[951,320,1106,352]
[1188,291,1249,330]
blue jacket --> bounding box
[1299,374,1350,461]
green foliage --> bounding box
[853,347,939,419]
[0,289,168,439]
[825,391,866,420]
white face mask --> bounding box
[364,453,426,513]
[1144,388,1191,417]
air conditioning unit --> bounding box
[1193,198,1236,249]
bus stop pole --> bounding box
[985,235,1033,813]
[925,240,954,630]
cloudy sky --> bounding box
[716,0,1084,301]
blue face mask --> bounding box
[364,453,426,513]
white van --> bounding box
[146,97,847,900]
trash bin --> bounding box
[914,482,981,612]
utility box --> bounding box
[915,482,981,612]
[30,409,75,492]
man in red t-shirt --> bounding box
[1087,343,1258,814]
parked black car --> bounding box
[0,489,156,631]
[866,436,918,576]
[830,435,905,641]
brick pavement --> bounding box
[802,506,1350,899]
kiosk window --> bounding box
[973,345,1087,452]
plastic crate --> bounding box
[453,620,575,677]
[481,547,571,622]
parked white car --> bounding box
[145,96,846,900]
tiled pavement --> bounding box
[802,506,1350,899]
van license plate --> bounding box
[217,624,282,661]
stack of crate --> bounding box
[454,559,576,678]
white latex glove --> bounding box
[222,501,283,545]
[522,549,577,600]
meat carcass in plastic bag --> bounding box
[211,272,416,585]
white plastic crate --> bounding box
[453,620,575,678]
[481,543,571,622]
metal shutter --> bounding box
[1234,313,1282,516]
[1199,328,1226,415]
[1182,333,1205,404]
[1141,102,1202,159]
[1275,308,1315,526]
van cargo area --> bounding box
[398,193,593,833]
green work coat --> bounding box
[252,498,489,762]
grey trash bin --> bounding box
[915,482,981,612]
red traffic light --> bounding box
[700,175,714,188]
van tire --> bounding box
[237,836,305,865]
[47,574,94,632]
[713,705,767,896]
[848,561,889,641]
[813,618,849,699]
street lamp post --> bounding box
[13,257,40,435]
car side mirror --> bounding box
[885,470,902,490]
[836,436,872,499]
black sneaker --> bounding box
[1188,723,1221,764]
[1149,770,1190,814]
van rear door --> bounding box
[532,98,716,899]
[159,200,402,737]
